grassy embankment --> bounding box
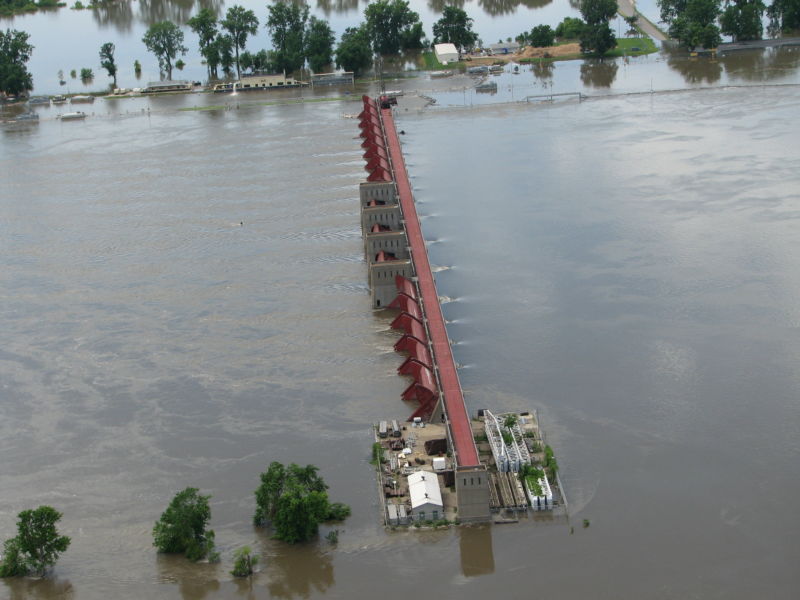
[518,37,658,63]
[422,36,658,70]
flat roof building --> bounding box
[408,470,443,522]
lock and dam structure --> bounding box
[357,95,491,522]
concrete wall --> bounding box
[456,466,491,522]
[365,231,409,260]
[359,182,397,207]
[361,205,403,235]
[412,501,444,522]
[370,261,413,308]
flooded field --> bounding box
[2,49,800,598]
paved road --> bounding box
[617,0,669,42]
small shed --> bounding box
[434,43,459,65]
[408,471,443,522]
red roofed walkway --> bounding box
[380,108,481,469]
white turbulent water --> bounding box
[1,82,800,598]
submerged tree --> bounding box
[0,28,34,96]
[99,42,117,87]
[766,0,800,36]
[267,0,309,73]
[364,0,425,54]
[721,0,765,41]
[579,0,617,54]
[254,462,351,544]
[0,506,71,577]
[305,15,335,72]
[221,5,259,78]
[231,546,258,577]
[188,8,218,78]
[142,21,188,80]
[658,0,723,49]
[152,487,216,562]
[335,25,373,75]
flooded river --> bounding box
[2,49,800,598]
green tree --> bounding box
[253,462,350,544]
[188,8,218,78]
[518,24,556,47]
[0,506,71,577]
[142,21,188,80]
[432,5,478,51]
[221,5,259,78]
[80,67,93,82]
[364,0,424,54]
[99,42,117,87]
[555,16,587,39]
[0,28,34,97]
[766,0,800,35]
[152,487,216,562]
[305,15,335,72]
[624,14,640,36]
[231,546,258,577]
[267,0,309,74]
[721,0,765,40]
[336,25,373,75]
[668,0,722,49]
[579,0,617,54]
[216,34,235,76]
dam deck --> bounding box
[379,108,480,469]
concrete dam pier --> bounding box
[357,95,491,522]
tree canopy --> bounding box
[99,42,117,87]
[432,6,478,51]
[188,8,219,78]
[142,21,188,81]
[305,16,336,72]
[0,28,34,97]
[335,25,373,75]
[517,24,556,47]
[267,0,309,73]
[364,0,425,54]
[767,0,800,35]
[555,17,587,39]
[0,506,71,577]
[152,487,216,562]
[579,0,617,54]
[254,462,350,544]
[721,0,765,41]
[658,0,723,49]
[221,5,259,78]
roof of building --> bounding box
[434,43,458,54]
[408,470,443,509]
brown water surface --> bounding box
[2,69,799,598]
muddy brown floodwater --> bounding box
[2,51,800,599]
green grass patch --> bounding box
[605,36,658,57]
[519,36,657,64]
[421,51,466,71]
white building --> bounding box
[433,43,459,65]
[408,470,444,522]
